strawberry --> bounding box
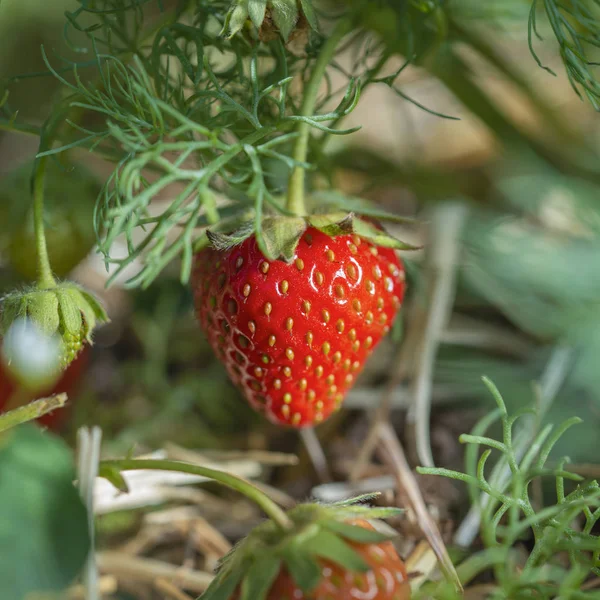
[200,500,411,600]
[232,519,411,600]
[0,347,88,430]
[193,223,406,427]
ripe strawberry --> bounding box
[200,500,411,600]
[0,347,88,430]
[193,225,405,427]
[232,519,411,600]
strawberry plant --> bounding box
[0,0,600,598]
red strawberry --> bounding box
[200,500,411,600]
[193,226,405,427]
[0,348,88,430]
[233,519,411,600]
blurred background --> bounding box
[1,0,599,597]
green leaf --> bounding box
[311,191,417,225]
[307,213,354,237]
[0,295,22,334]
[222,3,250,39]
[303,531,371,572]
[283,546,322,592]
[351,219,420,251]
[331,493,381,506]
[206,221,255,252]
[239,555,281,600]
[28,291,60,336]
[56,288,83,336]
[98,464,129,493]
[322,521,395,544]
[0,425,90,597]
[299,0,319,31]
[78,288,109,325]
[333,506,404,520]
[271,0,298,41]
[199,566,244,600]
[259,216,306,262]
[248,0,267,28]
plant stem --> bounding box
[100,459,293,531]
[0,394,67,433]
[286,17,354,216]
[0,119,41,137]
[32,156,56,289]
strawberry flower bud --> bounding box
[0,282,108,367]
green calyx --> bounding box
[222,0,319,42]
[200,498,403,600]
[0,282,108,367]
[203,211,419,263]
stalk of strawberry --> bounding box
[192,14,416,427]
[100,458,411,600]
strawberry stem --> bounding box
[286,17,353,216]
[100,458,294,531]
[0,394,67,433]
[32,156,57,289]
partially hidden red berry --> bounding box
[193,227,405,427]
[228,519,411,600]
[0,347,88,430]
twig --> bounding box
[253,481,297,509]
[344,384,467,410]
[300,428,332,483]
[377,423,462,593]
[190,516,233,557]
[155,578,194,600]
[404,540,439,591]
[68,575,117,599]
[165,444,299,466]
[77,427,103,600]
[98,552,213,593]
[453,346,574,547]
[407,201,468,468]
[0,393,67,432]
[442,314,533,358]
[349,297,428,482]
